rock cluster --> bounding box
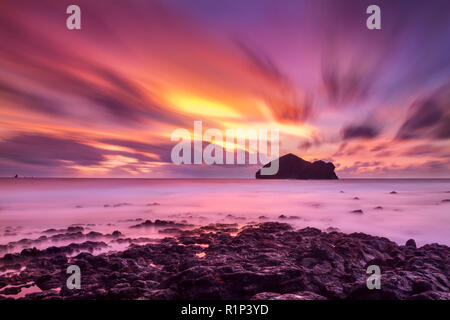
[0,222,448,300]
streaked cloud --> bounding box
[0,0,449,178]
[342,125,380,140]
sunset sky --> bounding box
[0,0,449,178]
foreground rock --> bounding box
[255,153,338,179]
[0,222,448,300]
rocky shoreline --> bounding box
[0,221,449,300]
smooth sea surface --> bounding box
[1,178,449,255]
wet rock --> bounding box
[35,275,60,290]
[162,266,222,299]
[50,231,84,241]
[111,230,122,238]
[142,289,176,299]
[130,220,153,228]
[258,222,292,233]
[251,291,327,300]
[278,215,300,220]
[42,229,58,234]
[310,241,336,261]
[1,222,449,300]
[297,227,321,236]
[197,225,236,234]
[410,291,450,300]
[0,241,108,265]
[405,239,417,248]
[67,226,84,233]
[412,279,432,294]
[347,283,401,300]
[0,286,21,295]
[130,220,185,229]
[86,231,103,238]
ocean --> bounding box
[1,178,449,256]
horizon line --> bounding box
[2,177,450,180]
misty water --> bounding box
[1,178,449,256]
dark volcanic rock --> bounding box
[129,220,186,229]
[0,241,108,265]
[0,286,22,295]
[255,153,338,179]
[251,291,327,300]
[35,275,60,290]
[405,239,417,248]
[67,226,84,233]
[278,215,300,220]
[1,222,449,301]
